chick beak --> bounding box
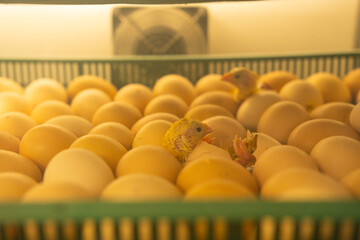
[221,72,233,83]
[203,123,212,135]
[201,124,215,144]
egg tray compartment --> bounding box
[0,201,359,240]
[0,51,360,240]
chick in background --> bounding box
[221,67,259,102]
[162,118,213,165]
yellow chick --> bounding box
[162,118,213,164]
[221,67,259,101]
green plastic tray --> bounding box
[1,50,360,89]
[0,51,360,239]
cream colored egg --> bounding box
[70,88,112,122]
[114,83,152,113]
[185,104,234,121]
[22,182,94,202]
[24,78,68,109]
[0,150,42,182]
[186,141,232,164]
[0,77,24,94]
[343,68,360,102]
[88,122,133,150]
[258,101,311,144]
[0,172,37,202]
[31,100,73,124]
[257,71,297,92]
[252,133,281,159]
[310,102,354,126]
[176,157,258,194]
[101,173,182,201]
[19,124,77,172]
[67,75,117,100]
[185,178,255,200]
[131,112,179,135]
[70,134,127,172]
[236,91,282,131]
[276,187,352,201]
[349,103,360,133]
[310,136,360,181]
[43,148,114,196]
[144,94,188,118]
[0,92,30,115]
[116,145,181,183]
[279,79,324,111]
[288,119,360,154]
[253,145,318,186]
[190,91,239,116]
[0,112,36,140]
[306,72,351,103]
[261,168,352,200]
[341,168,360,198]
[45,115,93,138]
[203,116,247,150]
[195,74,234,95]
[0,130,20,153]
[153,74,196,105]
[92,101,142,129]
[132,120,171,148]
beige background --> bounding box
[0,0,359,56]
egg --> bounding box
[70,88,111,121]
[24,78,68,109]
[185,104,234,121]
[341,168,360,198]
[92,101,142,129]
[185,178,255,200]
[45,115,93,138]
[43,148,114,196]
[257,71,297,92]
[144,94,188,118]
[0,77,24,94]
[0,112,36,139]
[306,72,351,103]
[0,130,20,153]
[279,79,323,111]
[132,120,171,148]
[349,102,360,133]
[236,91,282,132]
[310,102,354,126]
[70,134,127,172]
[101,173,182,201]
[190,91,239,116]
[0,92,30,115]
[261,168,352,200]
[30,100,73,124]
[131,112,179,135]
[114,83,153,113]
[253,145,318,186]
[252,133,281,159]
[0,172,37,202]
[88,122,133,150]
[153,74,196,105]
[257,101,310,144]
[186,141,232,164]
[19,124,77,172]
[176,157,258,194]
[288,119,360,154]
[67,75,117,100]
[0,150,42,182]
[310,136,360,181]
[22,182,94,202]
[195,74,233,95]
[116,145,181,183]
[343,68,360,102]
[203,116,247,150]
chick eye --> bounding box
[234,74,240,79]
[196,127,202,132]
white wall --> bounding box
[0,0,358,56]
